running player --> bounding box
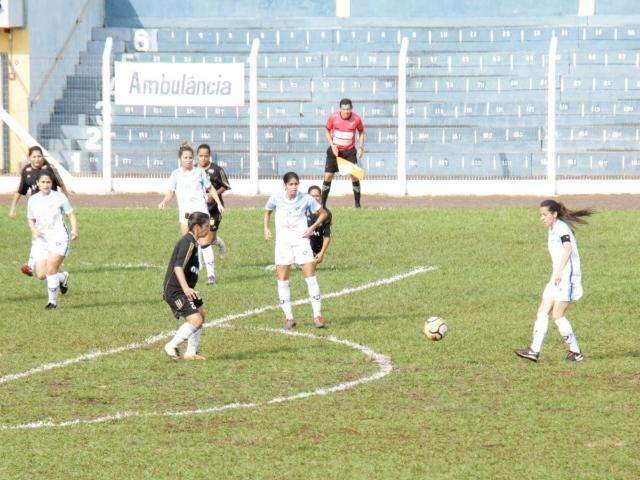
[9,146,67,276]
[197,144,230,260]
[264,172,328,329]
[322,98,365,208]
[306,185,332,264]
[163,211,211,361]
[158,142,224,284]
[26,171,78,309]
[515,200,593,363]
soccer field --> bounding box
[1,204,638,479]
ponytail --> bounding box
[540,199,594,229]
[186,211,210,231]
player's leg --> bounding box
[21,239,37,276]
[199,228,216,284]
[185,306,206,360]
[31,238,48,281]
[515,290,554,361]
[551,301,582,361]
[276,262,295,329]
[164,297,204,360]
[211,213,227,259]
[302,260,324,328]
[322,147,338,206]
[350,174,361,208]
[44,252,66,309]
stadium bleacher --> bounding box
[36,23,640,178]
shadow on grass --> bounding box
[64,298,159,310]
[72,265,162,274]
[214,345,317,362]
[586,351,640,360]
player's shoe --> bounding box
[355,202,361,208]
[60,272,70,294]
[207,275,216,285]
[284,318,296,330]
[20,264,33,277]
[514,348,539,362]
[216,237,227,260]
[313,316,325,328]
[184,353,206,361]
[164,343,181,361]
[565,351,584,362]
[45,303,57,310]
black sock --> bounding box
[321,180,332,206]
[352,181,361,207]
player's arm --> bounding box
[66,210,79,240]
[325,128,338,157]
[206,185,224,213]
[303,207,327,238]
[553,237,573,285]
[263,209,273,240]
[216,167,231,195]
[158,190,175,209]
[315,236,332,264]
[9,192,24,218]
[356,124,366,158]
[27,218,40,239]
[173,266,198,300]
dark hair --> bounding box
[186,211,210,231]
[308,185,321,194]
[35,171,53,182]
[178,141,194,158]
[283,171,299,183]
[339,98,352,108]
[196,144,211,154]
[540,199,594,229]
[28,146,44,157]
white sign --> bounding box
[114,62,245,106]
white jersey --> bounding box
[168,166,211,213]
[548,219,581,278]
[27,190,73,237]
[265,191,321,244]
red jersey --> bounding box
[326,111,364,151]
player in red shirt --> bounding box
[323,98,366,207]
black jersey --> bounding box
[307,208,332,255]
[203,163,231,209]
[17,161,64,196]
[163,233,200,299]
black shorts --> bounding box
[325,147,358,174]
[207,204,222,232]
[165,292,203,319]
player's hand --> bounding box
[217,202,225,214]
[553,273,562,286]
[184,287,199,301]
[71,231,78,241]
[357,147,364,158]
[158,201,166,209]
[9,208,17,219]
[331,144,339,157]
[302,227,315,238]
[314,252,324,264]
[264,228,272,241]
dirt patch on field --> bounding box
[2,193,640,210]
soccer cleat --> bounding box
[514,348,539,362]
[313,316,326,328]
[20,264,33,277]
[60,272,69,294]
[216,237,227,260]
[284,318,296,330]
[164,343,181,361]
[565,351,584,362]
[45,303,57,310]
[207,275,216,285]
[184,353,206,361]
[355,203,361,208]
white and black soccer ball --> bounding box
[423,316,448,341]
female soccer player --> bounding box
[9,146,67,276]
[515,199,593,362]
[158,142,224,284]
[197,144,230,260]
[306,185,332,265]
[264,172,328,329]
[26,171,78,309]
[163,212,211,361]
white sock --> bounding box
[57,272,67,283]
[200,245,215,277]
[277,280,293,320]
[46,274,60,304]
[530,312,549,353]
[168,322,196,349]
[27,243,36,270]
[556,317,580,353]
[186,327,202,356]
[305,275,322,318]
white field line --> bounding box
[0,327,394,430]
[0,265,435,387]
[0,266,436,430]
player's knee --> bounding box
[36,272,46,281]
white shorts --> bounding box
[178,202,209,226]
[543,276,583,302]
[32,233,70,261]
[275,240,314,266]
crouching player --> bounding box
[307,185,332,264]
[163,212,211,361]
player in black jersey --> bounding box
[8,146,67,276]
[307,186,333,265]
[197,144,230,266]
[163,212,211,361]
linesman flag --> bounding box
[337,157,365,180]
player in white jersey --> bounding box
[158,142,224,284]
[515,199,593,363]
[264,172,328,329]
[26,171,78,309]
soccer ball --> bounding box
[423,316,448,341]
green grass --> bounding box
[0,204,639,479]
